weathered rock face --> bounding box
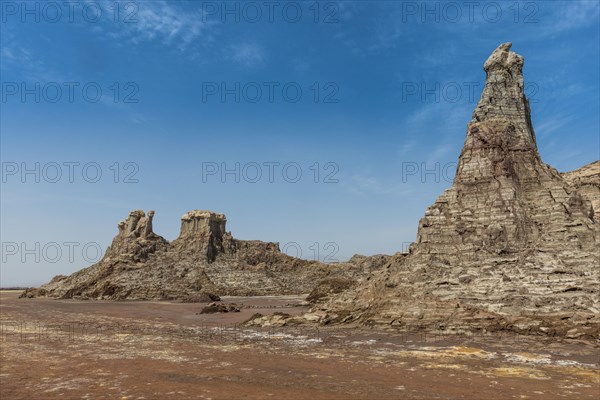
[313,43,600,339]
[306,277,357,304]
[105,210,170,262]
[24,210,378,300]
[562,161,600,219]
[172,210,233,262]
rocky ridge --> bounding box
[22,210,389,300]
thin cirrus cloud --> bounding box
[105,0,267,65]
[0,42,65,83]
[129,1,209,47]
[97,0,214,50]
[535,114,573,138]
[226,42,267,67]
[548,0,600,33]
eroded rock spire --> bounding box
[314,43,599,339]
[472,42,536,151]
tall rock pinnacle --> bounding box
[472,42,537,153]
[316,44,599,339]
[416,42,597,260]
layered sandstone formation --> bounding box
[23,210,386,300]
[310,43,600,339]
[562,161,600,217]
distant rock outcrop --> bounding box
[104,210,170,262]
[562,161,600,219]
[172,210,232,262]
[310,43,600,339]
[22,210,385,300]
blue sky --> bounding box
[1,0,599,286]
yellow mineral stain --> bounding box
[492,367,550,380]
[551,366,600,384]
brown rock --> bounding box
[306,277,357,304]
[199,302,240,314]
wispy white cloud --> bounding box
[97,0,214,51]
[397,101,468,167]
[226,42,266,67]
[397,139,417,157]
[0,40,65,82]
[1,34,150,124]
[548,1,600,33]
[404,101,470,136]
[426,143,456,165]
[533,113,580,141]
[129,1,208,47]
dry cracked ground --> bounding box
[1,290,598,400]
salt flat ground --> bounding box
[0,290,598,399]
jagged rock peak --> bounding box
[482,42,524,73]
[472,42,536,151]
[105,210,168,262]
[117,209,155,239]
